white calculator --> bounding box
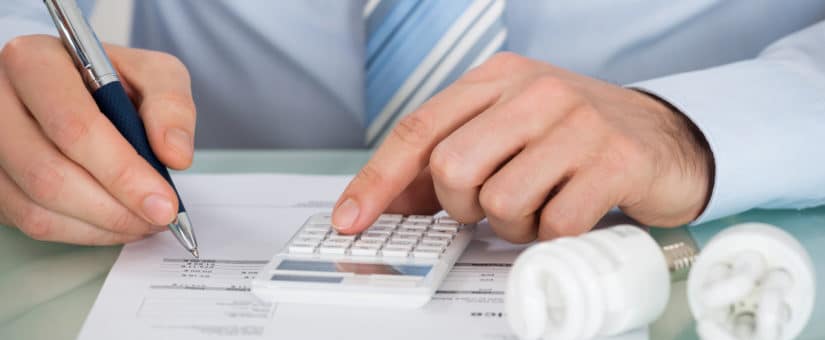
[251,213,475,308]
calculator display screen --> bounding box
[276,260,432,277]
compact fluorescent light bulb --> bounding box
[505,225,683,340]
[687,223,815,340]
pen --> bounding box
[44,0,200,258]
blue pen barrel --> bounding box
[91,81,186,214]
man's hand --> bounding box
[0,35,196,245]
[333,52,713,242]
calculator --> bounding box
[251,213,475,308]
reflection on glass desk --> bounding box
[0,150,823,340]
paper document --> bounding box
[78,174,648,340]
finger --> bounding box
[333,80,504,233]
[538,168,621,239]
[478,119,601,243]
[0,71,159,235]
[385,167,441,215]
[2,35,179,226]
[110,46,196,170]
[0,170,146,245]
[428,79,579,223]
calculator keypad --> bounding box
[284,214,464,260]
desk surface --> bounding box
[0,150,822,340]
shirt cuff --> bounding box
[630,59,825,224]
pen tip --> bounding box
[191,248,200,259]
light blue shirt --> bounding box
[2,1,825,224]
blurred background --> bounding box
[90,0,132,46]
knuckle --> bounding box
[134,50,191,83]
[556,105,605,141]
[568,103,602,124]
[47,112,91,149]
[1,36,37,67]
[0,37,27,67]
[538,207,567,239]
[147,51,186,71]
[106,210,141,234]
[429,144,476,189]
[1,35,60,70]
[156,91,196,120]
[529,75,574,98]
[108,161,140,192]
[463,52,528,82]
[390,113,433,149]
[525,76,589,120]
[459,66,491,84]
[479,185,517,221]
[16,204,53,241]
[487,52,528,70]
[22,159,65,204]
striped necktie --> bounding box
[364,0,508,146]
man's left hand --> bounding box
[333,52,713,243]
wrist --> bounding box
[635,89,715,223]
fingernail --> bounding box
[165,128,193,157]
[142,194,175,225]
[333,198,360,231]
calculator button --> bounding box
[354,239,384,248]
[328,233,357,241]
[377,214,404,223]
[430,225,459,233]
[399,222,429,229]
[425,230,455,239]
[398,223,428,231]
[421,237,450,247]
[395,229,425,237]
[288,244,317,254]
[405,215,434,223]
[390,234,420,242]
[308,214,333,225]
[299,230,329,238]
[435,217,459,225]
[360,232,390,242]
[319,245,349,255]
[414,244,445,252]
[382,246,411,257]
[303,224,332,232]
[367,225,396,233]
[291,236,323,246]
[387,238,417,247]
[413,248,441,259]
[350,246,381,256]
[322,238,353,247]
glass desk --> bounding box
[0,150,822,340]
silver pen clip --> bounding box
[44,0,119,91]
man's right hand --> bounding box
[0,35,196,245]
